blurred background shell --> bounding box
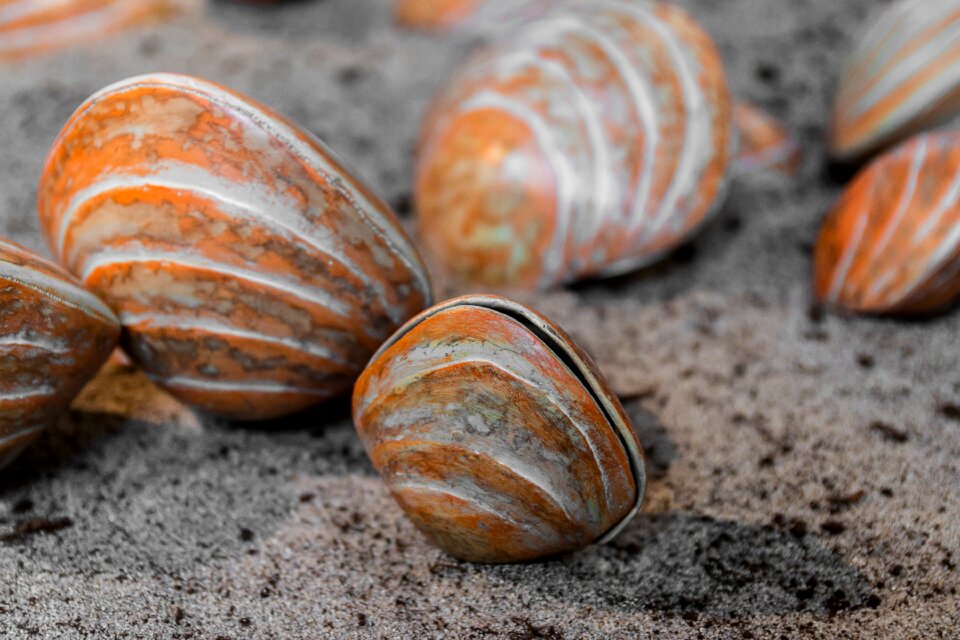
[353,295,646,563]
[37,73,433,421]
[0,0,177,60]
[415,0,734,289]
[830,0,960,163]
[733,102,802,176]
[394,0,549,32]
[0,237,118,469]
[814,131,960,315]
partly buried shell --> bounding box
[0,237,118,469]
[415,0,734,289]
[814,131,960,315]
[37,73,433,421]
[0,0,175,60]
[734,102,802,176]
[830,0,960,162]
[353,295,646,563]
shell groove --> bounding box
[734,102,801,176]
[0,0,175,60]
[37,73,433,420]
[830,0,960,161]
[814,131,960,315]
[0,237,119,468]
[353,294,646,563]
[415,0,734,289]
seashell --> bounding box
[0,0,176,60]
[830,0,960,162]
[37,73,433,421]
[353,294,646,563]
[0,236,119,469]
[814,131,960,315]
[395,0,547,32]
[734,102,802,176]
[415,0,734,289]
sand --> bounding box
[0,0,958,637]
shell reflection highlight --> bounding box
[830,0,960,161]
[0,237,118,468]
[353,295,646,563]
[415,0,734,289]
[37,73,432,420]
[814,131,960,315]
[0,0,176,60]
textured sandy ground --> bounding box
[1,0,959,638]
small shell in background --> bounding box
[734,102,802,176]
[37,73,433,421]
[829,0,960,162]
[814,131,960,315]
[0,237,119,469]
[0,0,177,60]
[352,295,646,563]
[415,0,734,289]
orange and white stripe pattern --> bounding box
[0,0,176,60]
[734,102,802,176]
[0,236,118,468]
[830,0,960,161]
[814,131,960,315]
[415,0,734,289]
[353,295,645,563]
[37,73,433,420]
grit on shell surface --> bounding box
[0,0,958,638]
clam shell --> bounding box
[830,0,960,162]
[415,0,734,289]
[814,131,960,315]
[37,73,433,420]
[734,102,802,176]
[0,237,118,468]
[395,0,548,32]
[353,294,646,563]
[0,0,175,60]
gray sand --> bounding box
[0,0,958,637]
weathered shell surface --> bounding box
[830,0,960,162]
[0,0,174,60]
[415,0,734,289]
[0,237,119,468]
[814,131,960,315]
[734,102,801,176]
[37,73,433,420]
[353,295,646,563]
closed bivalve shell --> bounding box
[0,237,119,469]
[814,131,960,315]
[830,0,960,162]
[37,73,433,420]
[352,294,646,563]
[415,0,734,289]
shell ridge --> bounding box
[0,261,115,324]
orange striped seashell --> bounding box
[353,295,646,563]
[734,102,802,176]
[814,131,960,315]
[830,0,960,162]
[0,237,119,468]
[0,0,176,60]
[37,73,433,421]
[395,0,546,31]
[415,0,734,289]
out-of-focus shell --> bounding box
[353,294,646,563]
[37,73,433,421]
[734,102,802,176]
[415,0,734,289]
[0,0,176,60]
[830,0,960,162]
[0,237,118,468]
[395,0,547,32]
[814,131,960,315]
